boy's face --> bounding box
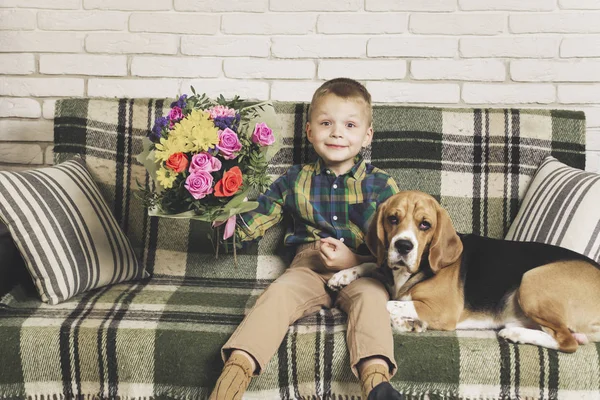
[306,93,373,175]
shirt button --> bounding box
[340,238,344,243]
[326,169,331,174]
[333,216,338,221]
[333,184,338,189]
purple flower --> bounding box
[189,152,222,173]
[169,106,183,122]
[185,170,214,200]
[149,116,169,142]
[217,128,242,160]
[213,115,239,131]
[170,94,188,109]
[252,122,275,146]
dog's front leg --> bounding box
[387,301,428,333]
[327,262,378,291]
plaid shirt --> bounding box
[239,156,399,251]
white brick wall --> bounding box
[0,1,599,173]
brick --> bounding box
[88,78,180,98]
[0,98,41,118]
[412,59,505,81]
[560,0,600,9]
[463,83,555,104]
[0,10,36,30]
[586,151,600,173]
[367,82,460,103]
[0,77,84,97]
[132,56,221,78]
[45,146,54,164]
[510,13,600,33]
[43,100,56,119]
[319,60,406,80]
[588,128,600,150]
[0,120,54,142]
[561,36,600,57]
[272,37,366,58]
[174,0,266,12]
[224,59,315,79]
[411,13,505,35]
[366,0,455,11]
[181,36,270,57]
[317,13,407,34]
[0,143,44,164]
[38,11,128,30]
[222,13,315,35]
[86,33,178,54]
[511,60,600,82]
[460,0,555,11]
[130,13,219,35]
[461,37,559,58]
[179,80,270,100]
[40,54,127,76]
[0,0,79,9]
[270,0,361,11]
[368,37,457,58]
[0,32,82,53]
[558,85,600,103]
[84,0,171,11]
[271,81,323,101]
[0,54,35,74]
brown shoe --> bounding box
[360,363,390,399]
[208,353,254,400]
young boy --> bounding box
[209,78,401,400]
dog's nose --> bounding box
[394,239,414,254]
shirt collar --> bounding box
[313,155,367,180]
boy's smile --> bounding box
[306,93,373,176]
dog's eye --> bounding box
[387,215,399,225]
[419,221,431,231]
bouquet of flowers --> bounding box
[137,88,278,261]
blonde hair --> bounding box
[309,78,373,124]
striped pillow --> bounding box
[505,156,600,263]
[0,158,148,304]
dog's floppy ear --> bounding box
[428,205,463,273]
[366,202,388,266]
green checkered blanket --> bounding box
[1,99,598,400]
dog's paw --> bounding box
[390,316,428,333]
[327,269,359,291]
[498,327,559,349]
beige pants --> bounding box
[222,241,397,378]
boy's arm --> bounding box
[237,174,288,241]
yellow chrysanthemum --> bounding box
[170,109,219,152]
[156,167,178,189]
[154,135,191,163]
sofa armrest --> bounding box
[0,222,25,297]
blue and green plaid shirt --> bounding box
[239,156,399,252]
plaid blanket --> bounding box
[1,99,598,400]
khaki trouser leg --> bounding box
[222,244,333,374]
[336,277,397,378]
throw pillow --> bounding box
[0,158,148,304]
[505,156,600,263]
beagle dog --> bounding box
[328,190,600,352]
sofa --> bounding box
[0,98,598,400]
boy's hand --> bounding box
[319,237,362,271]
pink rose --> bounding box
[251,122,274,146]
[185,171,214,200]
[189,152,222,174]
[207,105,236,120]
[169,106,183,122]
[217,128,242,160]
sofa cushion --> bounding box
[0,158,149,304]
[505,156,600,263]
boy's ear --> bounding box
[306,121,314,143]
[362,125,374,147]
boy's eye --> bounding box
[321,121,331,126]
[347,123,356,128]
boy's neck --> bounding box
[321,157,360,176]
